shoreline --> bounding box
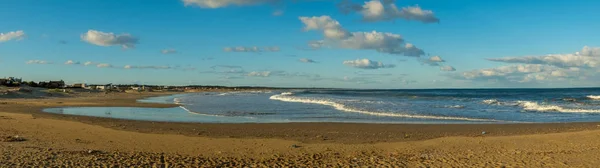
[2,91,600,166]
[1,91,599,144]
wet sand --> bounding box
[1,92,600,167]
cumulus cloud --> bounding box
[124,65,172,70]
[343,59,396,69]
[299,15,425,57]
[453,46,600,85]
[420,55,445,66]
[579,46,600,57]
[96,63,113,68]
[84,61,96,66]
[337,0,439,23]
[183,0,280,8]
[299,58,317,63]
[26,60,51,64]
[161,49,177,54]
[81,30,139,49]
[440,65,456,71]
[223,46,280,52]
[65,60,80,65]
[0,30,25,42]
[487,46,600,68]
[487,55,600,68]
[428,56,444,62]
[454,64,582,83]
[247,71,272,77]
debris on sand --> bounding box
[1,135,27,142]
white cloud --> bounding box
[183,0,279,8]
[84,61,96,66]
[0,30,25,42]
[337,0,439,23]
[343,59,396,69]
[487,46,600,68]
[65,60,80,65]
[81,30,139,49]
[26,60,51,64]
[223,46,280,52]
[247,71,272,77]
[124,65,172,70]
[299,58,317,63]
[299,15,425,56]
[96,64,113,68]
[487,54,600,68]
[455,46,600,85]
[429,56,444,62]
[455,64,583,83]
[420,55,445,66]
[579,46,600,57]
[308,40,325,49]
[300,15,349,39]
[161,49,178,54]
[440,65,456,71]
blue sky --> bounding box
[2,0,600,88]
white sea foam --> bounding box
[269,93,496,122]
[173,98,183,104]
[587,95,600,100]
[516,101,600,113]
[482,99,500,105]
[445,105,466,109]
[178,106,225,117]
[281,92,294,96]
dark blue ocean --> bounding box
[44,88,600,123]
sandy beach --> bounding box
[1,92,600,167]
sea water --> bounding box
[43,88,600,123]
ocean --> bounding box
[44,88,600,123]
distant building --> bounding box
[96,85,108,90]
[72,83,86,88]
[91,84,114,90]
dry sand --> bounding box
[1,91,600,167]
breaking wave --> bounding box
[269,93,496,122]
[482,99,500,105]
[178,106,225,117]
[587,95,600,100]
[445,105,466,109]
[516,101,600,113]
[280,92,294,96]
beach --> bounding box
[1,92,600,167]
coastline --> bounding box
[2,91,599,144]
[2,91,600,166]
